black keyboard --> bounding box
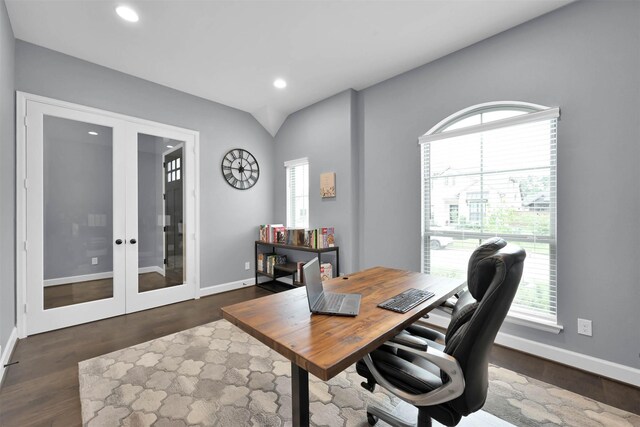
[377,288,436,313]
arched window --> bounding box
[420,101,559,325]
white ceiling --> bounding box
[6,0,573,136]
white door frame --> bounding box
[16,92,201,338]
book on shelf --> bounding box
[257,253,264,272]
[258,225,336,249]
[317,227,335,249]
[272,226,286,244]
[275,230,287,244]
[304,229,317,248]
[286,228,305,246]
[297,261,305,284]
[264,254,287,276]
[258,224,284,243]
[320,263,333,281]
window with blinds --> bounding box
[285,158,309,229]
[420,102,559,325]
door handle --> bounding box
[115,239,123,245]
[130,238,137,244]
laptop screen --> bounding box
[302,258,323,310]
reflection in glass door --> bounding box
[125,128,195,313]
[163,146,184,288]
[136,135,184,293]
[20,94,199,336]
[43,117,115,309]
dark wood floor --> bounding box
[1,286,638,426]
[0,286,271,426]
[44,271,184,309]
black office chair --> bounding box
[356,237,526,426]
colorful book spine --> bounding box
[323,227,335,248]
[259,225,267,242]
[259,224,283,243]
[257,253,264,272]
[276,229,287,244]
[272,226,286,243]
[288,228,305,246]
[297,261,305,284]
[320,263,333,281]
[304,229,316,248]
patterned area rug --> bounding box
[79,319,640,427]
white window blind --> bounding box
[420,104,559,324]
[285,158,309,228]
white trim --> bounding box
[16,94,27,338]
[283,157,309,168]
[419,107,560,144]
[43,272,115,287]
[194,132,201,300]
[42,266,166,287]
[138,266,165,276]
[199,278,256,297]
[16,92,200,135]
[423,312,640,387]
[0,328,18,386]
[506,311,563,334]
[16,92,201,337]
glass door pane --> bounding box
[42,116,115,309]
[137,134,185,293]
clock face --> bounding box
[221,148,260,190]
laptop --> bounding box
[302,258,361,316]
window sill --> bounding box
[504,312,563,334]
[429,308,563,334]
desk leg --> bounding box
[291,363,310,426]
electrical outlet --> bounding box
[91,257,98,265]
[244,261,250,270]
[577,318,592,336]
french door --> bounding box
[20,96,198,335]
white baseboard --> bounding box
[44,266,166,287]
[199,278,256,297]
[0,327,18,387]
[423,312,640,387]
[44,271,113,287]
[138,266,165,276]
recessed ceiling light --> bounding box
[166,145,174,148]
[88,131,98,136]
[116,6,139,23]
[273,78,287,89]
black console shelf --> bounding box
[254,241,340,293]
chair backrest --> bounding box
[443,237,526,416]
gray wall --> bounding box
[15,40,275,289]
[357,0,640,368]
[43,117,114,280]
[0,0,15,355]
[43,130,170,281]
[274,90,358,274]
[274,0,640,370]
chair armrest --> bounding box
[363,340,465,406]
[389,332,429,351]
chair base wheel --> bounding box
[361,380,376,392]
[367,412,379,425]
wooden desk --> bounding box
[222,266,466,426]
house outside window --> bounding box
[420,101,559,325]
[449,204,459,223]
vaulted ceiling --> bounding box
[6,0,573,136]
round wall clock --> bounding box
[221,148,260,190]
